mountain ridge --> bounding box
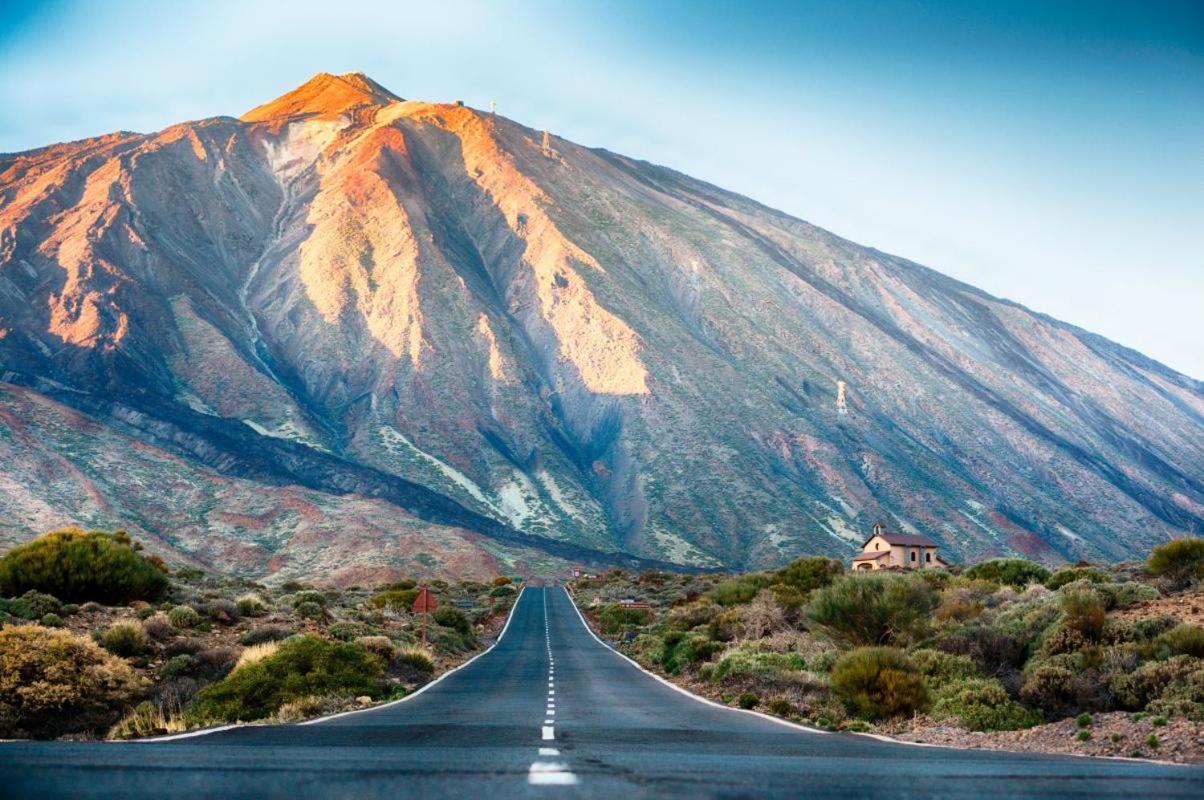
[1,72,1200,581]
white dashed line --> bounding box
[539,747,559,756]
[528,761,578,786]
[542,725,554,740]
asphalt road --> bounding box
[3,586,1203,799]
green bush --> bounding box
[1076,712,1093,727]
[371,589,419,610]
[189,636,383,723]
[599,604,651,634]
[737,692,760,709]
[395,646,435,675]
[909,648,980,687]
[1109,655,1201,709]
[830,647,929,720]
[236,594,269,617]
[5,590,63,620]
[711,576,771,607]
[964,559,1051,588]
[329,622,370,642]
[240,625,293,645]
[295,601,326,621]
[0,624,143,738]
[807,574,936,647]
[1148,538,1204,589]
[0,529,168,604]
[39,613,62,627]
[666,599,719,631]
[99,622,149,657]
[160,654,199,679]
[433,606,471,635]
[1046,568,1108,591]
[292,590,328,607]
[931,677,1039,731]
[773,556,842,594]
[661,633,722,674]
[1155,625,1204,659]
[167,605,201,629]
[711,648,806,681]
[1060,588,1107,640]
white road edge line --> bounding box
[135,587,529,741]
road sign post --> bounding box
[412,586,437,644]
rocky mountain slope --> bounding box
[1,72,1200,579]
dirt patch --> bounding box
[1111,590,1204,626]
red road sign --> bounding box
[412,587,438,614]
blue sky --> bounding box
[2,0,1201,377]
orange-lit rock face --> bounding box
[241,71,402,124]
[0,72,1201,580]
[387,102,650,396]
[296,124,428,366]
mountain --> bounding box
[1,72,1201,582]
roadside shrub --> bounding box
[964,559,1050,588]
[5,590,63,620]
[108,698,186,739]
[1046,568,1108,590]
[1148,538,1204,589]
[433,606,471,635]
[39,613,62,627]
[240,625,293,645]
[236,642,281,670]
[189,636,383,723]
[1146,668,1204,721]
[167,605,201,629]
[742,590,786,639]
[711,575,772,607]
[1060,588,1107,640]
[371,589,419,610]
[0,624,143,738]
[1020,664,1077,712]
[100,622,150,657]
[1106,582,1160,609]
[387,579,418,591]
[492,576,512,587]
[807,574,936,647]
[1111,656,1202,709]
[160,654,199,679]
[830,647,928,720]
[937,626,1026,677]
[236,594,269,617]
[773,556,842,594]
[329,622,370,642]
[737,692,760,709]
[706,609,743,642]
[711,648,805,681]
[395,646,436,675]
[0,529,168,604]
[909,648,980,687]
[142,614,175,641]
[295,601,326,621]
[661,633,722,674]
[1154,625,1204,659]
[932,677,1039,731]
[205,598,240,624]
[293,590,328,607]
[599,604,652,634]
[355,636,397,662]
[666,599,719,631]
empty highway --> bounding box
[3,586,1202,798]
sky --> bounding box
[2,0,1201,378]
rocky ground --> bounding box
[882,712,1203,764]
